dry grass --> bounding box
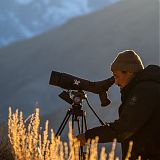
[0,121,14,160]
[7,107,134,160]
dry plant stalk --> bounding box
[8,107,133,160]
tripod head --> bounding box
[59,90,87,120]
[59,90,87,105]
[58,90,105,126]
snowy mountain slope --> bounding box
[0,0,119,47]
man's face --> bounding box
[112,70,134,89]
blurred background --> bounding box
[0,0,159,157]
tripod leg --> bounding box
[82,112,89,160]
[56,109,72,137]
[76,118,83,160]
[81,115,84,133]
[72,115,74,130]
[83,112,88,131]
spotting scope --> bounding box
[49,71,115,106]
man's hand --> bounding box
[76,133,86,146]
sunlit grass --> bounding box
[7,107,134,160]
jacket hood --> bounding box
[121,65,160,96]
[135,65,160,83]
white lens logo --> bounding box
[74,80,80,85]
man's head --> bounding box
[111,50,144,89]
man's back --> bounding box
[120,65,160,159]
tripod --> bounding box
[56,104,87,137]
[55,90,105,160]
[56,102,87,160]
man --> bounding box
[77,50,160,159]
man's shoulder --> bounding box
[134,80,160,90]
[131,80,160,97]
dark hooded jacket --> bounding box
[85,65,160,159]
